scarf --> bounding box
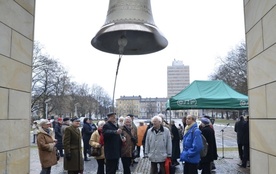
[98,129,104,145]
[184,122,196,135]
[43,128,50,135]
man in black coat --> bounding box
[234,116,246,161]
[103,112,123,174]
[239,116,250,168]
[200,118,217,174]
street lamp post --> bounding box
[45,98,51,119]
[74,103,79,117]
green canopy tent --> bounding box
[167,80,248,110]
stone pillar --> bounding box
[244,0,276,173]
[0,0,35,173]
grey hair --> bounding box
[98,120,105,127]
[151,115,162,123]
[187,115,197,121]
[123,116,132,124]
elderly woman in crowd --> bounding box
[90,120,106,174]
[37,119,57,174]
[121,116,136,174]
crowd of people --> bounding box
[33,113,249,174]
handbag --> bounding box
[91,146,101,156]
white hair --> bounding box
[98,120,105,127]
[151,115,162,123]
[118,116,125,121]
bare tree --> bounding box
[209,42,247,95]
[32,41,112,119]
[91,85,112,119]
[32,42,73,118]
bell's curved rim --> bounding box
[92,23,168,55]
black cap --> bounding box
[107,112,116,117]
[63,117,70,122]
[127,114,134,117]
[204,115,211,119]
[71,117,80,122]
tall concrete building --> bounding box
[167,59,190,98]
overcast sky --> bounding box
[34,0,245,100]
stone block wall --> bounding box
[244,0,276,173]
[0,0,35,173]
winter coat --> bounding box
[54,123,63,149]
[142,123,153,147]
[89,130,105,159]
[63,125,84,171]
[171,124,180,160]
[103,121,122,160]
[132,121,138,135]
[61,123,69,143]
[145,125,172,163]
[137,125,147,146]
[180,123,202,164]
[32,124,39,135]
[37,127,57,168]
[200,125,217,163]
[234,119,246,144]
[82,122,95,141]
[242,121,249,145]
[121,126,136,158]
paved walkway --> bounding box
[134,150,250,174]
[30,121,250,174]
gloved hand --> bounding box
[66,153,71,160]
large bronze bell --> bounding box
[91,0,168,55]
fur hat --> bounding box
[39,119,51,126]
